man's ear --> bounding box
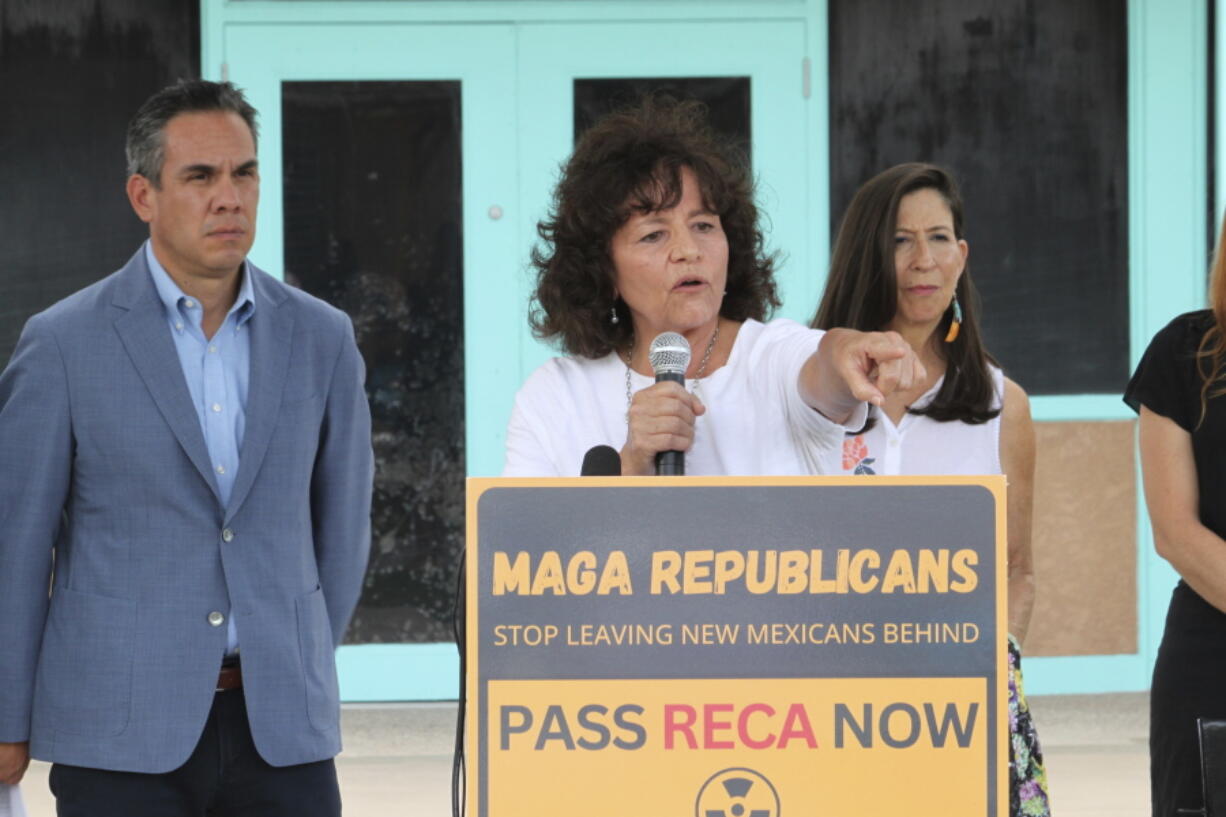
[126,174,156,224]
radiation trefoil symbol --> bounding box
[695,767,782,817]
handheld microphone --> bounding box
[581,445,621,476]
[648,332,691,476]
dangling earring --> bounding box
[610,305,619,325]
[944,298,963,343]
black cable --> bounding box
[451,549,466,817]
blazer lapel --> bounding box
[224,267,293,524]
[111,252,223,506]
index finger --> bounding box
[873,357,904,398]
[859,332,910,364]
[636,379,702,411]
[841,363,885,407]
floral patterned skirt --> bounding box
[1009,634,1052,816]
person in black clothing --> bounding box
[1126,230,1226,816]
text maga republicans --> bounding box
[492,546,981,596]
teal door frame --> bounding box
[513,19,810,375]
[207,0,811,701]
[1020,0,1208,696]
[1122,0,1214,691]
[204,0,1210,699]
[212,17,520,700]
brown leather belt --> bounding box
[216,663,242,692]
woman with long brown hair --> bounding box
[813,163,1049,817]
[1127,219,1226,816]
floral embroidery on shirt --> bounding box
[842,435,876,475]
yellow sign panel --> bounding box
[466,477,1008,816]
[487,677,995,816]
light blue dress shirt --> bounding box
[146,241,255,656]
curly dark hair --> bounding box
[812,162,999,425]
[529,96,779,359]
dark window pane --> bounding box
[829,1,1128,395]
[574,77,751,165]
[0,3,199,365]
[282,81,464,644]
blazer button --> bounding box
[222,528,234,543]
[208,611,225,627]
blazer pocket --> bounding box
[276,392,325,432]
[280,387,323,408]
[35,586,135,737]
[296,585,340,733]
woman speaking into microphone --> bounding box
[502,97,922,477]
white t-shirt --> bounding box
[502,318,863,477]
[839,365,1005,476]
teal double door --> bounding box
[220,17,812,700]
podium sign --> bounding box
[466,476,1007,816]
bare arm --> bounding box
[1000,377,1036,645]
[1139,406,1226,611]
[798,328,925,424]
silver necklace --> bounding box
[624,323,721,421]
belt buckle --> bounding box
[216,661,242,692]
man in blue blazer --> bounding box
[0,80,373,816]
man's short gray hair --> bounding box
[125,79,259,187]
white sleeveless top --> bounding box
[840,365,1005,476]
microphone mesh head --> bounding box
[648,332,691,376]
